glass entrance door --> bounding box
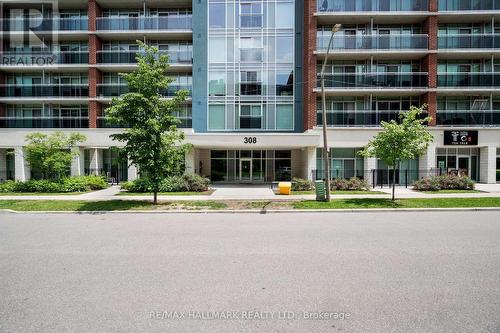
[458,156,469,177]
[240,158,252,181]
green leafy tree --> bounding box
[359,106,433,201]
[24,132,86,180]
[106,41,190,204]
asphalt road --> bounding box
[1,211,499,333]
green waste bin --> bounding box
[315,180,326,202]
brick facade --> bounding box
[422,4,438,126]
[422,92,437,126]
[88,0,102,129]
[303,0,317,130]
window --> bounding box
[209,4,225,28]
[240,71,261,95]
[276,36,293,63]
[209,37,226,62]
[240,37,262,62]
[276,104,293,130]
[209,105,225,130]
[276,70,293,96]
[240,2,262,28]
[276,3,294,28]
[239,105,262,129]
[209,71,226,96]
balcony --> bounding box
[437,73,500,88]
[0,84,89,98]
[97,50,192,64]
[317,34,428,51]
[317,0,428,12]
[96,16,192,31]
[96,84,192,98]
[0,117,89,128]
[439,34,500,49]
[2,17,88,31]
[317,110,421,126]
[0,51,88,67]
[438,0,500,10]
[436,110,500,126]
[318,72,428,89]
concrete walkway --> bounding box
[0,184,500,201]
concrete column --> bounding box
[90,148,103,175]
[0,149,7,181]
[127,159,138,181]
[70,147,85,177]
[419,145,436,179]
[184,148,195,174]
[480,146,497,184]
[306,147,317,180]
[14,147,30,181]
[364,157,377,186]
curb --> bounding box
[2,207,500,214]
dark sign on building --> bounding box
[444,130,478,146]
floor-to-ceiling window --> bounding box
[210,150,291,182]
[207,0,295,131]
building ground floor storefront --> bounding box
[1,128,499,185]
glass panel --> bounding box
[209,105,225,130]
[240,159,252,180]
[276,104,293,130]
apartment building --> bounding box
[1,0,499,185]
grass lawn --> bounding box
[418,189,483,194]
[117,190,214,196]
[0,200,226,212]
[293,197,500,210]
[0,192,89,196]
[285,190,386,195]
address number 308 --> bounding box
[243,137,257,144]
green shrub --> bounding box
[330,177,369,191]
[0,180,17,193]
[0,176,108,193]
[412,174,475,191]
[121,174,210,193]
[182,173,210,192]
[160,176,189,192]
[291,178,315,191]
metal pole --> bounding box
[320,24,341,202]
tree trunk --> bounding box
[153,191,158,205]
[392,165,396,201]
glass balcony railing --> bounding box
[0,117,89,128]
[97,84,192,97]
[2,17,88,31]
[317,35,428,50]
[317,0,428,12]
[317,110,421,126]
[318,72,428,88]
[438,34,500,49]
[0,51,88,65]
[436,110,500,126]
[439,0,500,11]
[0,84,89,97]
[96,16,192,31]
[438,73,500,87]
[97,50,192,64]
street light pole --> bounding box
[320,24,341,202]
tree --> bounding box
[359,106,433,201]
[24,132,86,180]
[106,41,190,204]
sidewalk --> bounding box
[0,184,499,201]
